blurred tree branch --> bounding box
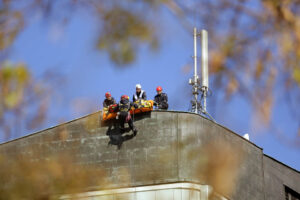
[0,62,53,140]
[171,0,300,146]
[0,0,299,145]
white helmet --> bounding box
[136,84,142,89]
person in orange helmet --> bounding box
[103,92,116,108]
[154,86,168,110]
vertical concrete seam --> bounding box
[261,150,266,200]
[176,113,180,182]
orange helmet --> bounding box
[156,86,162,92]
[105,92,111,98]
[121,95,129,100]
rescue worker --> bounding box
[133,84,147,102]
[117,95,138,134]
[103,92,116,108]
[154,86,168,110]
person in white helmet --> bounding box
[132,84,147,102]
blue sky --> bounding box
[5,7,300,171]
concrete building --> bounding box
[0,111,300,200]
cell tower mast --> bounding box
[189,28,215,122]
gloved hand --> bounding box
[153,101,157,106]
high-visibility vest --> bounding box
[134,90,144,101]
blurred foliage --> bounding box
[98,7,158,65]
[0,62,50,139]
[0,0,299,143]
[177,136,244,199]
[0,0,164,65]
[194,140,244,198]
[0,62,29,109]
[0,3,24,51]
[173,0,300,143]
[0,153,107,199]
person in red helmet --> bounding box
[116,95,138,134]
[154,86,168,110]
[103,92,116,108]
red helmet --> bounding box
[156,86,162,91]
[121,95,129,100]
[105,92,111,98]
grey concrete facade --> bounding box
[0,111,299,199]
[263,155,300,200]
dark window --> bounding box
[285,186,300,200]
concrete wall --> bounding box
[263,155,300,200]
[0,111,299,199]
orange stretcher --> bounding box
[102,100,154,121]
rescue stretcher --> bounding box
[102,100,154,121]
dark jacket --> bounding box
[154,93,168,109]
[133,90,147,102]
[117,98,138,113]
[103,97,116,108]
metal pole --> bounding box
[203,90,207,113]
[193,27,198,113]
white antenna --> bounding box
[201,29,209,113]
[201,30,209,88]
[200,29,215,122]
